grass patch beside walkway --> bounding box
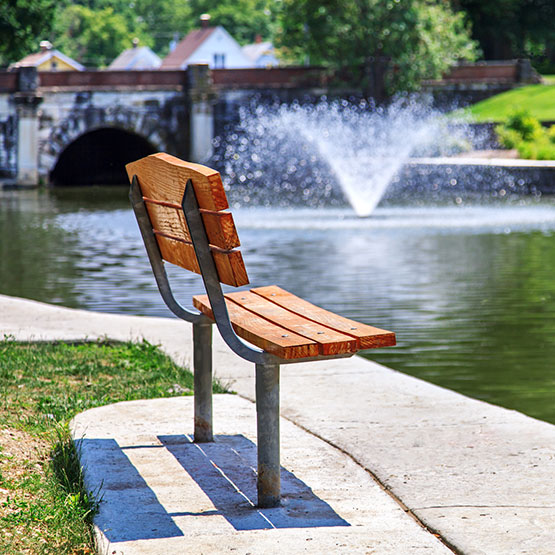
[0,339,218,554]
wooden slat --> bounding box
[155,235,249,287]
[145,200,191,243]
[200,210,240,250]
[144,199,240,250]
[126,152,228,211]
[212,249,249,287]
[225,291,357,356]
[252,285,396,349]
[193,294,319,359]
[156,235,200,274]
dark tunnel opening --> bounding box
[50,128,156,186]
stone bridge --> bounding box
[0,66,329,186]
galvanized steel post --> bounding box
[193,321,213,442]
[255,361,280,508]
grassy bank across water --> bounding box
[464,83,555,123]
[0,339,221,554]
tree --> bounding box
[53,4,151,67]
[455,0,555,72]
[276,0,479,101]
[129,0,193,56]
[0,0,56,66]
[187,0,276,44]
[48,0,275,64]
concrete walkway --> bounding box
[2,294,554,554]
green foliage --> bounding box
[188,0,276,45]
[457,0,555,73]
[502,109,544,141]
[53,4,151,68]
[495,127,522,149]
[127,0,194,56]
[495,109,555,160]
[275,0,479,99]
[516,138,555,160]
[45,0,275,66]
[395,1,480,94]
[0,0,56,66]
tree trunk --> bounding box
[362,54,390,104]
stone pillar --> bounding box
[516,59,540,84]
[12,67,43,186]
[188,64,215,163]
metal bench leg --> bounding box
[255,361,280,508]
[193,321,213,442]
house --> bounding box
[10,41,84,71]
[242,36,279,68]
[160,15,253,70]
[108,39,161,70]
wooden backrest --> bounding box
[126,153,249,287]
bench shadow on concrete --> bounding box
[78,435,348,543]
[76,438,184,543]
[159,434,350,531]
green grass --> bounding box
[464,84,555,123]
[0,339,222,554]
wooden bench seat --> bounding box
[127,152,395,508]
[193,286,395,359]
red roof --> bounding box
[15,51,47,67]
[160,27,217,69]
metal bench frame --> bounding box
[131,174,288,507]
[129,165,381,508]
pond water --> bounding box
[1,186,555,424]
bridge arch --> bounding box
[49,127,157,186]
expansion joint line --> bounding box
[267,401,464,555]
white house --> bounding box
[161,16,253,70]
[108,40,161,70]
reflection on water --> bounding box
[1,187,555,424]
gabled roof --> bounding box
[160,27,217,69]
[109,46,161,70]
[242,41,274,62]
[11,48,85,71]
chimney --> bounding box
[39,40,53,52]
[132,37,139,48]
[255,34,262,44]
[200,14,211,28]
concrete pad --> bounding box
[71,395,448,554]
[3,294,555,554]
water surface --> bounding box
[1,187,554,424]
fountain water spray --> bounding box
[213,97,470,216]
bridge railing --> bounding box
[211,67,329,89]
[0,67,330,93]
[0,72,18,93]
[38,70,188,89]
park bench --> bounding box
[126,152,395,508]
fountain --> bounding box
[2,96,554,424]
[212,97,474,216]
